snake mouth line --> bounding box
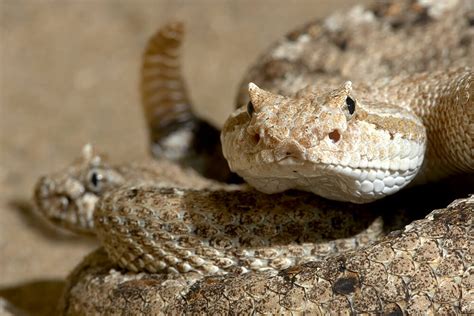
[242,153,423,173]
[246,162,418,181]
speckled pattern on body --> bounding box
[223,1,473,203]
[60,196,473,314]
[95,186,386,274]
[31,0,474,314]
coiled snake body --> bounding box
[34,1,473,314]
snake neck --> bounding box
[373,67,474,183]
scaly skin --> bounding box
[34,144,222,234]
[94,186,399,275]
[60,195,473,314]
[223,69,473,203]
[36,147,424,275]
[32,0,474,314]
[141,22,234,182]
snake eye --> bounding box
[86,169,104,193]
[345,96,356,115]
[247,101,255,117]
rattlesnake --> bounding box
[33,0,473,314]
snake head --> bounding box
[245,81,354,154]
[34,144,124,234]
[222,82,426,203]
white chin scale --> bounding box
[237,163,420,204]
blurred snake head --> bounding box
[222,82,426,203]
[34,144,124,234]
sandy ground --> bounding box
[0,1,367,315]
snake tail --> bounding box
[141,21,196,160]
[141,22,237,182]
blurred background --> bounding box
[0,1,365,314]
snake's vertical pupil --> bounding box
[88,170,105,191]
[91,172,100,187]
[247,101,255,117]
[346,96,356,115]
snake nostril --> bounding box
[328,129,341,143]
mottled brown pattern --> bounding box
[93,186,402,274]
[141,22,232,182]
[34,145,222,234]
[223,0,473,201]
[32,0,474,314]
[59,196,473,314]
[236,1,473,106]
